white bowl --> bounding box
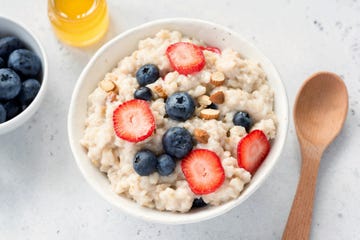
[0,16,48,135]
[68,18,288,224]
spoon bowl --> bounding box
[282,72,348,240]
[294,72,348,150]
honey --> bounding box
[48,0,109,47]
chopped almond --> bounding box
[195,105,205,116]
[210,71,225,86]
[194,128,210,144]
[154,85,167,98]
[200,109,220,120]
[197,95,212,106]
[99,80,116,92]
[210,91,225,104]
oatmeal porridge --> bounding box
[80,30,277,212]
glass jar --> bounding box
[48,0,109,47]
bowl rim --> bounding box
[68,17,289,224]
[0,16,48,134]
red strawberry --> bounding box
[237,130,270,174]
[166,42,205,75]
[199,46,221,54]
[113,99,155,142]
[181,149,225,195]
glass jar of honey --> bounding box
[48,0,109,47]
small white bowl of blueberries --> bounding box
[0,16,47,134]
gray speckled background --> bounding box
[1,0,359,239]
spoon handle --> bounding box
[282,147,321,240]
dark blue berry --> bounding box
[0,36,23,60]
[133,149,158,176]
[162,127,193,159]
[0,57,5,68]
[134,86,152,101]
[0,68,21,101]
[8,49,41,77]
[0,104,6,123]
[136,64,160,86]
[233,111,253,132]
[191,198,207,209]
[207,103,218,109]
[3,99,21,120]
[157,154,176,176]
[21,104,29,111]
[18,79,40,105]
[165,92,195,121]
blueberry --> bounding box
[0,104,6,123]
[136,64,160,86]
[0,57,4,68]
[191,198,207,209]
[165,92,195,121]
[133,149,158,176]
[8,49,41,77]
[0,68,21,101]
[207,103,218,109]
[21,104,29,111]
[233,111,253,132]
[134,86,152,101]
[18,79,41,105]
[0,36,23,60]
[3,99,21,120]
[162,127,193,159]
[157,154,176,176]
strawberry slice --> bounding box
[237,130,270,174]
[166,42,205,75]
[113,99,155,142]
[199,46,221,54]
[181,149,225,195]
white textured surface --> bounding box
[0,0,359,239]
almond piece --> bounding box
[154,85,167,98]
[197,95,212,106]
[200,109,220,120]
[99,80,116,92]
[210,71,225,86]
[194,128,210,144]
[209,91,225,104]
[195,105,205,116]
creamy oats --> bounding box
[81,30,277,212]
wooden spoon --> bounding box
[282,72,348,240]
